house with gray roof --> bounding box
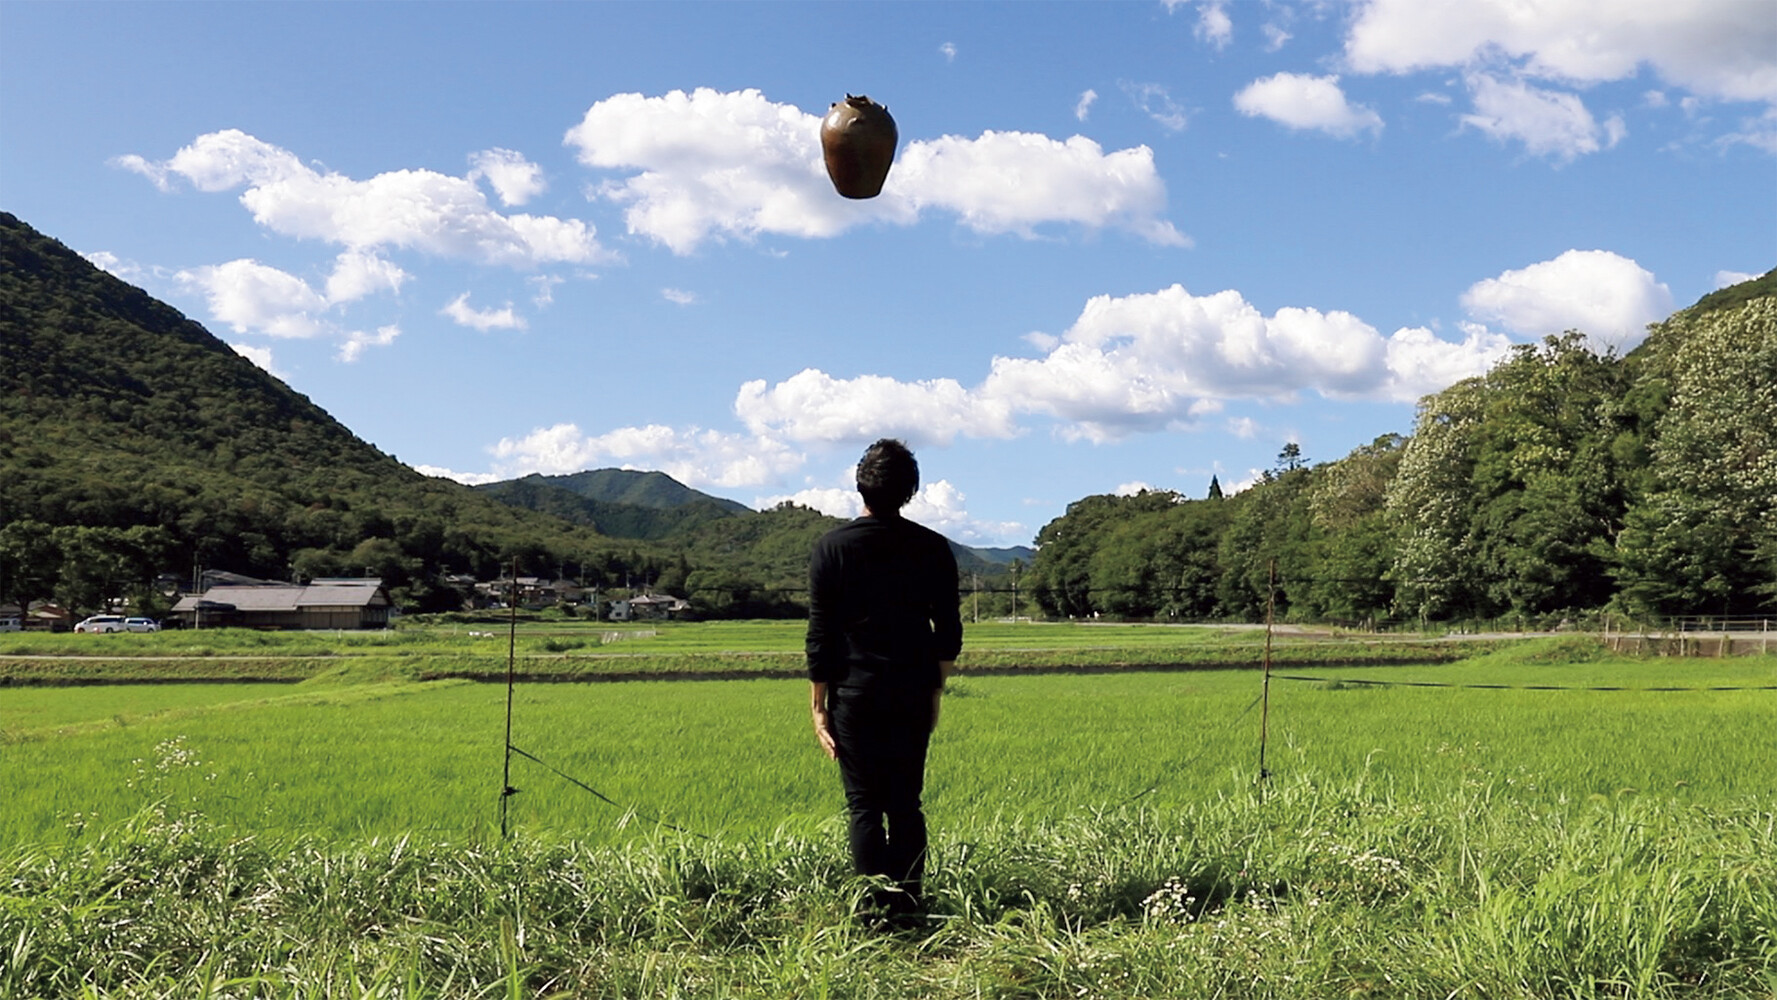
[171,578,392,630]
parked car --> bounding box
[124,617,160,633]
[74,615,127,633]
[0,617,21,633]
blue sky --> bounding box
[5,1,1773,548]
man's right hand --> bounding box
[810,681,838,759]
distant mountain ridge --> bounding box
[474,471,748,541]
[475,470,1035,568]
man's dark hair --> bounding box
[856,438,919,515]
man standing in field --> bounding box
[807,438,962,925]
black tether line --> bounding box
[506,743,714,840]
[1124,690,1265,803]
[1273,674,1777,692]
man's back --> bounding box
[806,514,962,692]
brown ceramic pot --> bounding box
[820,94,898,199]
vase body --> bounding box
[821,95,898,199]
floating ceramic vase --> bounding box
[820,94,898,199]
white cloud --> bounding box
[1459,73,1620,161]
[440,292,527,331]
[661,287,698,305]
[529,274,565,307]
[733,283,1509,448]
[1234,73,1385,138]
[468,148,547,207]
[1722,106,1777,154]
[174,251,406,352]
[1382,323,1515,399]
[413,464,504,486]
[83,250,144,283]
[1114,481,1160,497]
[1715,269,1760,288]
[1227,416,1260,439]
[1345,0,1777,105]
[1075,89,1099,121]
[489,422,803,490]
[1119,81,1189,132]
[760,476,1023,546]
[1461,249,1674,351]
[894,131,1189,245]
[1262,24,1292,52]
[940,42,957,62]
[229,342,284,378]
[120,129,604,266]
[735,369,1018,446]
[1195,1,1232,51]
[564,88,1186,252]
[324,249,407,304]
[338,324,400,363]
[178,259,330,338]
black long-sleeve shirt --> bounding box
[805,514,963,692]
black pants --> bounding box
[829,685,934,908]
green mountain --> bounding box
[0,212,1023,618]
[0,211,640,612]
[475,471,748,541]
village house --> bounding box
[170,578,392,630]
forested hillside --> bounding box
[0,214,1011,619]
[0,213,660,612]
[1028,271,1777,624]
[475,473,749,542]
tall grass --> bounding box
[4,647,1773,996]
[5,768,1771,998]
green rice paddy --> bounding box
[2,625,1773,997]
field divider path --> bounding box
[1274,673,1777,692]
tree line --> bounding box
[1026,283,1777,625]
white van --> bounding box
[74,615,127,633]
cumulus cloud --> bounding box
[1461,249,1674,351]
[735,369,1018,445]
[979,286,1509,436]
[178,259,331,338]
[661,287,698,305]
[564,88,1186,252]
[1076,89,1099,121]
[1715,269,1760,288]
[338,324,400,363]
[1460,73,1623,161]
[1345,0,1777,105]
[83,250,145,283]
[440,292,527,331]
[1234,73,1385,138]
[1262,24,1293,52]
[119,129,604,266]
[760,476,1023,546]
[940,42,957,63]
[489,422,803,490]
[324,249,407,303]
[468,148,547,207]
[730,284,1510,448]
[1114,481,1161,497]
[229,342,284,378]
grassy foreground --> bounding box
[2,636,1774,997]
[6,773,1773,998]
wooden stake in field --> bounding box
[1258,559,1276,785]
[500,558,520,838]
